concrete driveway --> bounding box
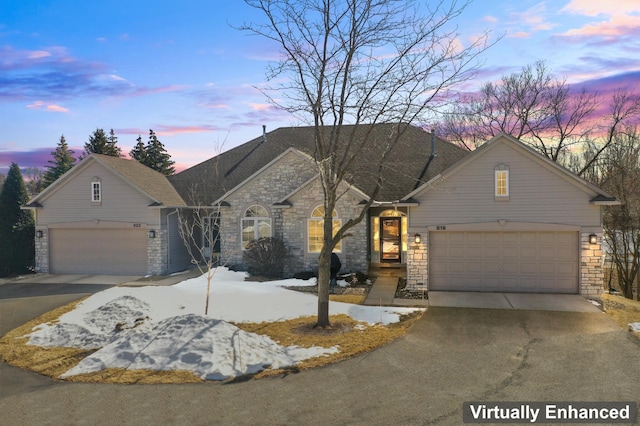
[429,291,602,312]
[1,284,638,425]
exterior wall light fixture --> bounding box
[589,233,597,244]
[149,230,156,239]
[36,230,43,238]
[414,233,421,244]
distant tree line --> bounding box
[27,128,176,194]
[0,128,176,276]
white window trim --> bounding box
[307,206,342,253]
[495,168,509,200]
[241,205,271,249]
[91,181,102,203]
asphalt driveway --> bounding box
[1,283,638,425]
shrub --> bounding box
[243,237,287,278]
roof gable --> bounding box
[170,124,469,204]
[28,154,185,208]
[213,148,315,205]
[404,133,618,203]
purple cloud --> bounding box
[0,45,185,103]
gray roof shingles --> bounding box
[93,154,187,207]
[169,124,468,204]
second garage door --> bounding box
[429,231,578,293]
[50,228,148,275]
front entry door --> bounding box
[381,217,401,263]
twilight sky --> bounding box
[0,0,638,174]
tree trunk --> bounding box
[316,247,331,327]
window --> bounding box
[203,214,220,258]
[308,206,341,253]
[495,166,509,199]
[241,205,271,249]
[91,181,101,203]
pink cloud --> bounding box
[558,1,640,40]
[507,3,555,38]
[560,0,639,17]
[26,101,69,112]
[115,125,226,137]
[248,102,274,111]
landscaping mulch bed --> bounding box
[284,283,369,296]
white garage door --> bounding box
[50,228,148,275]
[429,231,578,293]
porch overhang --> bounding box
[590,194,621,205]
[359,198,420,207]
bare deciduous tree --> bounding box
[241,0,493,326]
[439,61,640,178]
[176,205,221,315]
[598,128,640,300]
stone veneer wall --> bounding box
[282,182,368,276]
[219,151,318,270]
[580,231,604,296]
[34,228,49,273]
[147,229,168,275]
[217,150,369,276]
[406,233,428,287]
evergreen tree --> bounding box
[0,163,35,276]
[131,130,175,176]
[129,135,148,164]
[82,128,122,157]
[43,135,76,188]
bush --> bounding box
[243,237,287,278]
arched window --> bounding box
[241,205,271,249]
[308,206,341,253]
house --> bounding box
[26,125,617,296]
[25,154,190,275]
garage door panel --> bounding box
[50,228,147,275]
[429,231,578,293]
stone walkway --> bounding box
[363,274,428,307]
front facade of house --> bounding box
[26,155,191,276]
[27,127,616,297]
[403,134,614,296]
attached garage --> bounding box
[429,231,578,293]
[49,228,148,275]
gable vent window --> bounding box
[91,180,102,204]
[495,165,509,201]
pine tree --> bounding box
[143,129,175,175]
[0,163,35,276]
[129,135,148,164]
[43,135,76,188]
[82,128,122,157]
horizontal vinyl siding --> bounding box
[411,142,601,227]
[38,161,159,226]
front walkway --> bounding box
[363,275,427,307]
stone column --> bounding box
[580,232,604,296]
[34,228,49,273]
[407,233,428,287]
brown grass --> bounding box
[0,298,423,384]
[601,293,640,336]
[329,294,366,304]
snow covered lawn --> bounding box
[19,268,422,381]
